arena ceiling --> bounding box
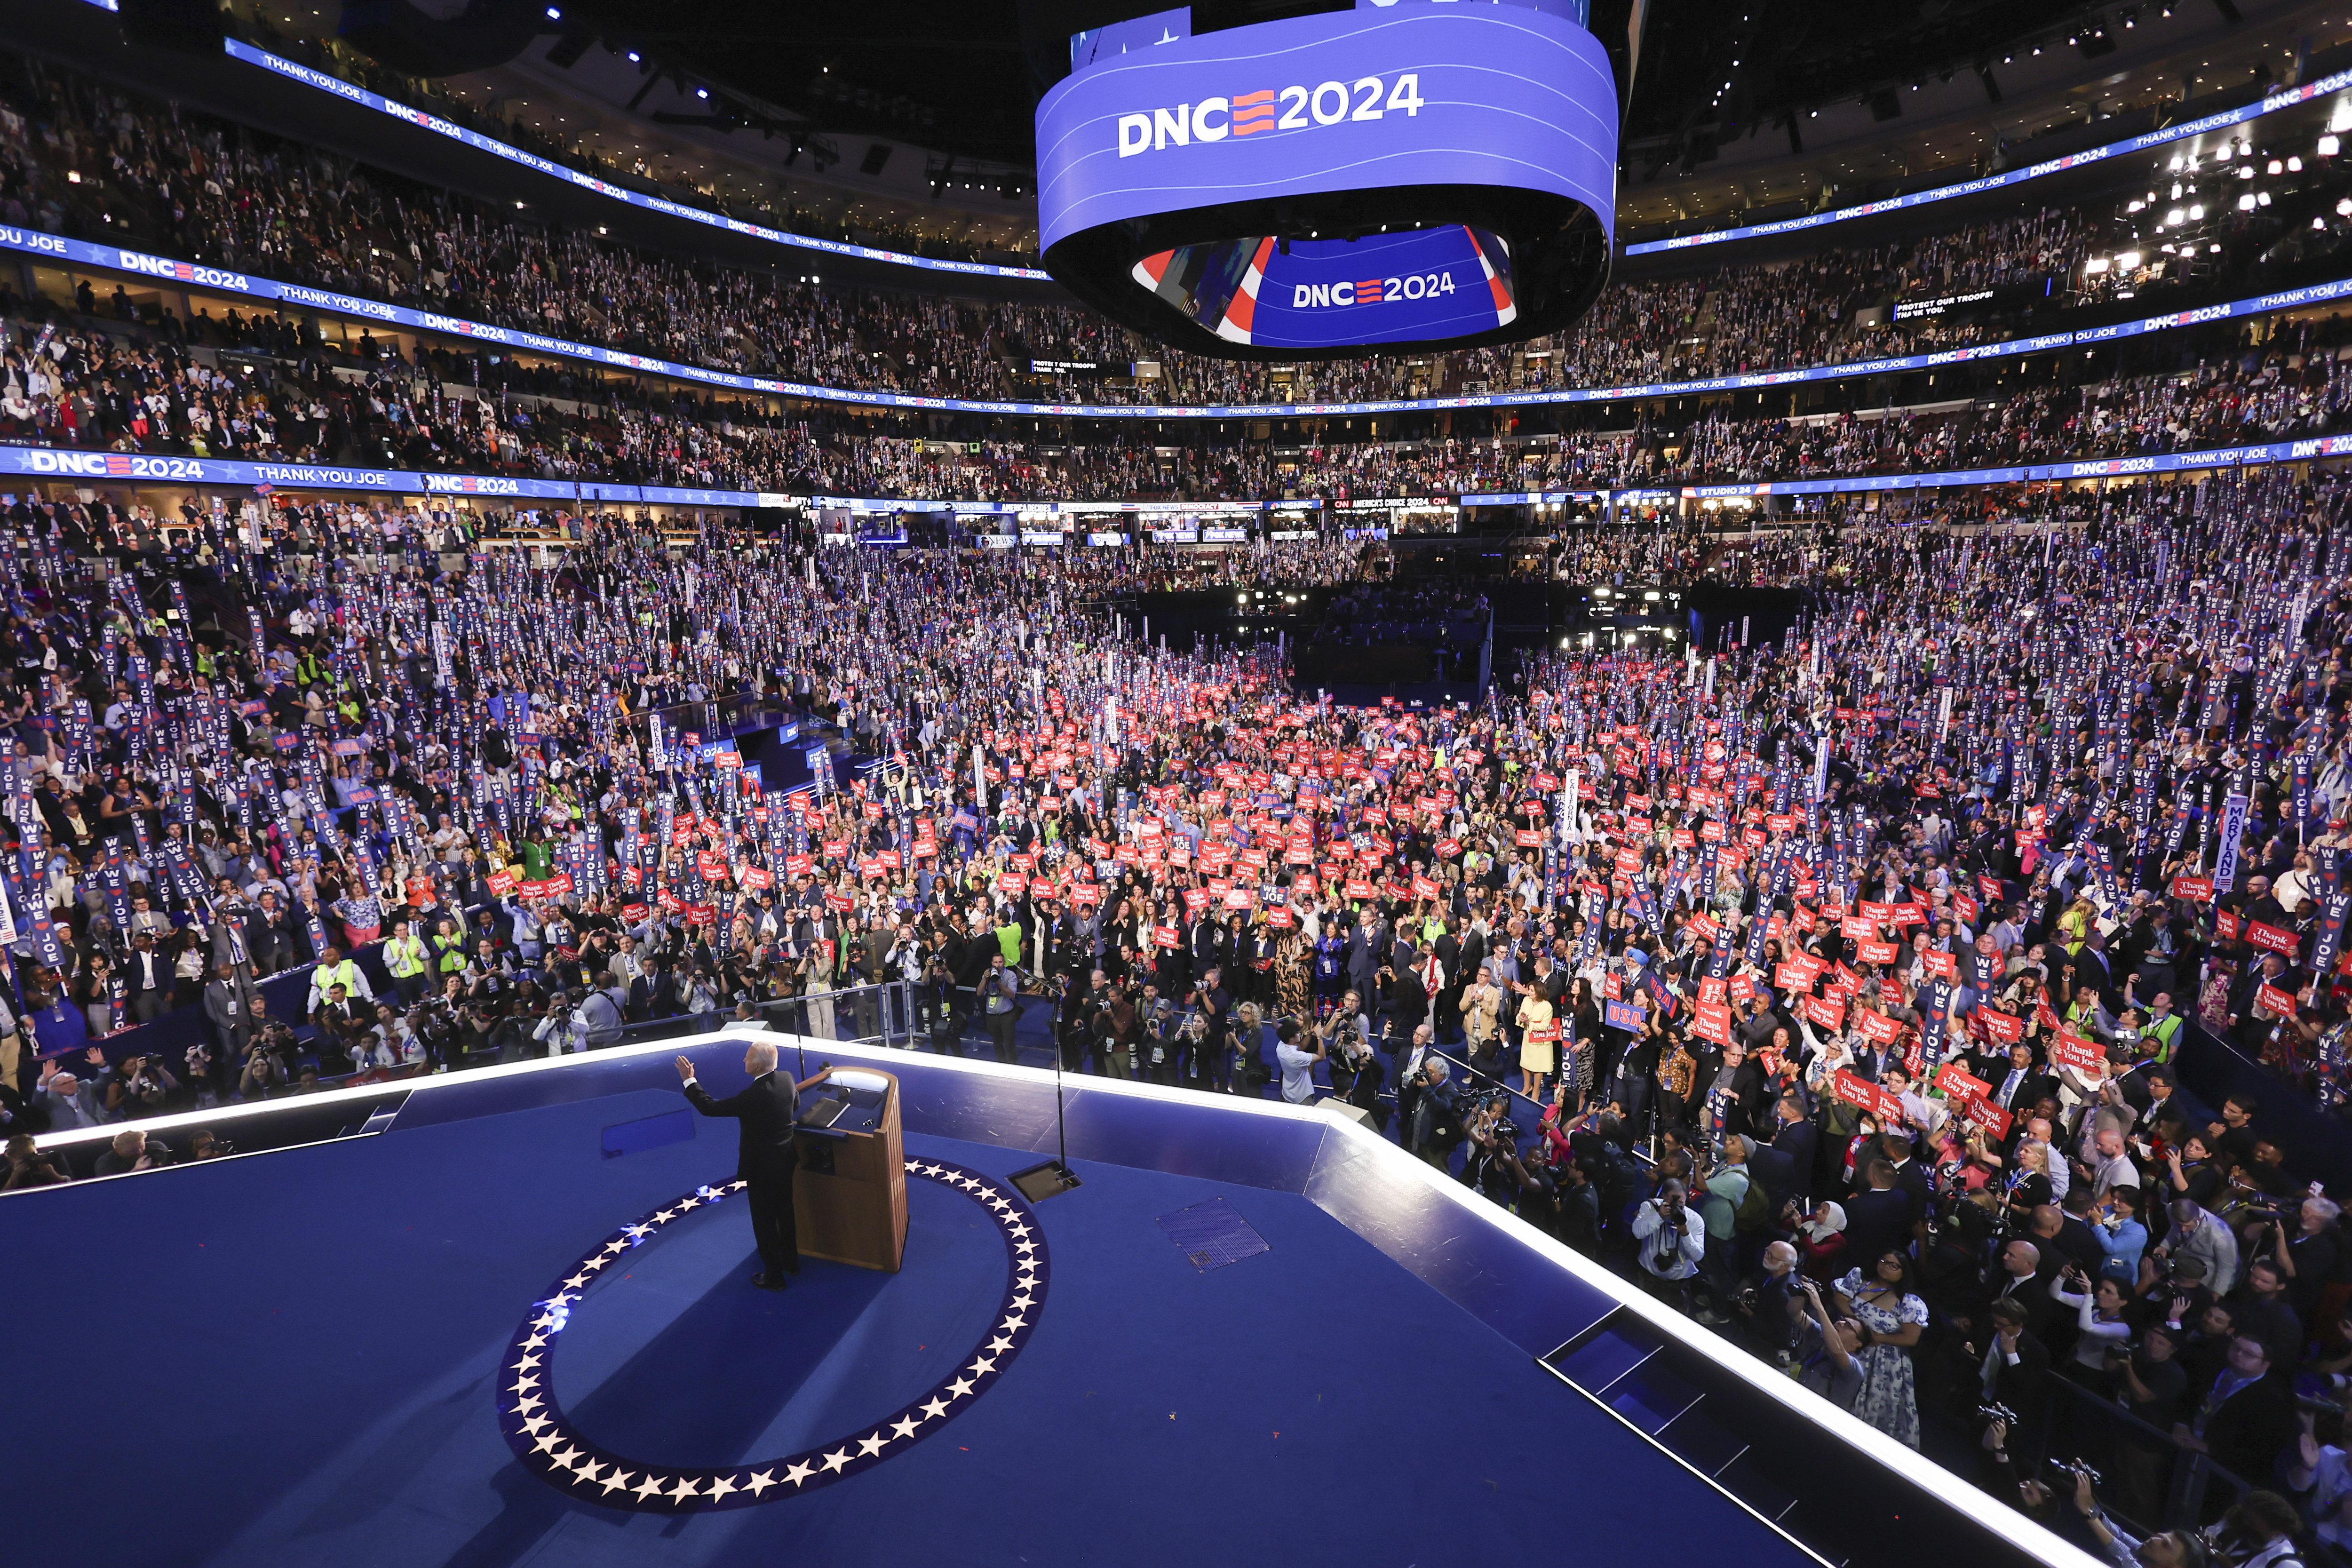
[474,0,2312,190]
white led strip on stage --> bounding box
[28,1030,2105,1560]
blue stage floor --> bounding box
[16,1081,1817,1568]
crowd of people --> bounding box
[14,30,2352,1561]
[12,47,2352,426]
[16,299,2352,510]
[0,394,2347,1559]
[222,15,1025,270]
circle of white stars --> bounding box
[495,1159,1048,1512]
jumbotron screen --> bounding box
[1035,0,1615,360]
[1129,226,1515,350]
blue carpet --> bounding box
[11,1086,1812,1568]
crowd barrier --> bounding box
[2173,1016,2352,1193]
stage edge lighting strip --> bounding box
[0,1021,2205,1563]
[1626,67,2352,256]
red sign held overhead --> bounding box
[1855,1010,1906,1047]
[2049,1032,2106,1075]
[1963,1098,2014,1139]
[2247,922,2302,958]
[1934,1063,1992,1103]
[1833,1070,1901,1122]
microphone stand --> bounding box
[1011,982,1082,1204]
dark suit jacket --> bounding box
[1990,1069,2061,1115]
[684,1070,800,1180]
[1841,1187,1915,1268]
[129,948,170,993]
[2203,1373,2298,1487]
[1747,1141,1799,1208]
[1889,1159,1933,1226]
[1772,1119,1821,1201]
[1977,1328,2052,1413]
[1986,1271,2058,1341]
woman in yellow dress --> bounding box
[1516,984,1556,1099]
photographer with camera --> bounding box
[1406,1054,1464,1170]
[3,1132,72,1189]
[2051,1258,2136,1396]
[531,990,584,1056]
[1791,1273,1865,1413]
[93,1127,174,1176]
[1633,1177,1707,1308]
[1324,993,1379,1112]
[2025,1457,2215,1568]
[1272,1018,1325,1105]
[2103,1318,2194,1524]
[1739,1240,1808,1361]
[1460,1090,1559,1231]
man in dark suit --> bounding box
[1984,1042,2059,1118]
[1984,1237,2058,1342]
[676,1043,834,1290]
[1958,1297,2051,1446]
[1840,1161,1915,1266]
[1768,1092,1820,1205]
[125,932,174,1024]
[2179,1333,2297,1487]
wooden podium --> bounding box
[792,1068,907,1272]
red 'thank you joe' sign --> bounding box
[1833,1070,1902,1122]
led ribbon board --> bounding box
[1035,3,1617,360]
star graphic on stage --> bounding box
[494,1157,1051,1512]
